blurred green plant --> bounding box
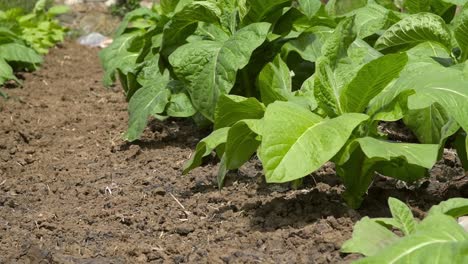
[0,0,38,12]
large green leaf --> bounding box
[403,0,431,13]
[161,1,222,56]
[351,2,396,38]
[214,95,265,129]
[256,55,291,105]
[326,0,367,16]
[0,57,18,85]
[375,13,452,52]
[340,53,408,113]
[259,101,368,183]
[183,127,230,174]
[428,198,468,218]
[387,197,417,235]
[341,216,400,256]
[99,31,142,87]
[337,137,439,208]
[297,0,321,19]
[454,6,468,61]
[224,119,261,170]
[0,43,42,66]
[169,22,271,120]
[281,27,332,63]
[124,72,171,141]
[356,215,468,263]
[321,16,356,69]
[241,0,291,25]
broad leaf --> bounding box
[214,95,265,129]
[242,0,291,25]
[428,198,468,218]
[326,0,367,16]
[281,27,332,63]
[0,43,42,66]
[0,57,18,84]
[224,119,262,170]
[297,0,321,19]
[256,55,291,105]
[454,6,468,61]
[403,0,431,13]
[341,217,400,256]
[388,197,417,235]
[375,13,452,52]
[183,127,230,174]
[259,101,368,183]
[356,215,468,263]
[170,23,271,120]
[161,1,222,56]
[124,72,171,141]
[340,53,408,113]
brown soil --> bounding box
[0,43,467,264]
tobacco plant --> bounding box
[101,0,468,208]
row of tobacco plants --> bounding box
[101,0,468,208]
[101,0,468,260]
[0,0,68,97]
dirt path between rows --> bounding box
[0,43,466,264]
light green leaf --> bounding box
[340,53,408,113]
[454,6,468,61]
[124,73,171,141]
[297,0,321,18]
[441,0,468,5]
[242,0,291,25]
[326,0,367,16]
[0,43,42,66]
[388,197,417,236]
[428,198,468,218]
[166,92,196,117]
[341,217,400,256]
[259,101,368,183]
[321,16,356,69]
[356,215,468,263]
[403,0,431,14]
[375,13,452,52]
[47,5,70,16]
[170,23,271,120]
[0,57,18,85]
[183,127,230,174]
[281,27,332,63]
[99,31,142,87]
[161,1,222,55]
[256,55,291,105]
[214,95,265,130]
[224,119,262,170]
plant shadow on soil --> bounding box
[0,43,467,264]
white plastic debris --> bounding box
[77,32,113,48]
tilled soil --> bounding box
[0,43,467,264]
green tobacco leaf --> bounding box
[428,198,468,218]
[356,214,468,263]
[47,5,70,16]
[99,31,141,87]
[259,101,368,183]
[170,23,270,120]
[341,217,400,256]
[0,43,42,66]
[403,104,458,144]
[281,27,332,63]
[321,16,356,69]
[124,73,171,141]
[297,0,321,19]
[388,197,417,236]
[337,137,438,208]
[214,95,265,129]
[375,13,452,52]
[166,92,196,117]
[183,127,230,174]
[352,3,395,39]
[0,57,19,84]
[441,0,468,5]
[403,0,431,13]
[242,0,291,25]
[454,132,468,171]
[256,55,291,105]
[224,119,262,170]
[326,0,367,16]
[454,6,468,61]
[340,53,408,113]
[161,1,222,56]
